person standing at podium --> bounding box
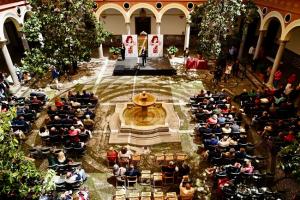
[121,43,125,61]
[141,47,147,67]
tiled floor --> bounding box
[22,57,273,199]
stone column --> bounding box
[126,23,131,35]
[0,40,20,85]
[184,22,191,49]
[98,43,103,58]
[19,31,30,51]
[266,40,287,88]
[253,30,266,60]
[156,22,161,35]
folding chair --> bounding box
[115,176,127,189]
[140,170,151,185]
[155,153,165,165]
[153,192,164,200]
[114,190,126,200]
[131,154,141,166]
[163,171,175,185]
[152,172,163,189]
[166,192,178,200]
[128,192,140,200]
[164,153,174,165]
[126,175,138,189]
[141,192,151,200]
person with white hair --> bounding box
[83,115,95,128]
[70,100,81,107]
[226,114,235,122]
[69,126,79,136]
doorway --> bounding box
[135,17,151,35]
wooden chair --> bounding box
[164,153,174,165]
[128,192,139,200]
[141,192,151,200]
[153,192,164,200]
[163,171,175,185]
[126,175,138,189]
[131,154,141,166]
[140,170,151,185]
[155,153,165,165]
[114,190,126,200]
[115,176,127,189]
[152,172,163,189]
[181,196,193,200]
[175,153,188,162]
[166,192,178,200]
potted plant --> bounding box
[167,46,178,58]
[109,47,121,59]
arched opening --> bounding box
[161,8,186,49]
[263,18,282,58]
[100,8,126,35]
[0,17,24,74]
[129,8,157,35]
[99,8,126,56]
[279,26,300,85]
[243,10,261,57]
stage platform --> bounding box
[113,57,176,76]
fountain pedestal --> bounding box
[108,92,181,146]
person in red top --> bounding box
[288,73,297,84]
[68,126,79,136]
[273,70,282,88]
[55,97,64,107]
[107,147,118,162]
[31,96,42,105]
[283,131,296,143]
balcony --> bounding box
[0,0,26,6]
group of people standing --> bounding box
[213,46,244,84]
[120,43,147,67]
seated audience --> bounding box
[125,164,141,177]
[240,160,254,174]
[83,115,95,128]
[107,147,118,162]
[118,146,133,163]
[39,127,49,137]
[179,179,195,199]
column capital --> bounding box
[279,40,288,44]
[0,39,8,48]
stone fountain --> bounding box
[109,91,181,146]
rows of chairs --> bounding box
[190,92,281,199]
[114,191,179,200]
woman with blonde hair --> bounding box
[57,151,71,165]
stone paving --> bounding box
[16,56,299,199]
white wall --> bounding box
[161,9,186,35]
[100,8,186,35]
[285,27,300,55]
[100,9,126,35]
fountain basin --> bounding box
[109,102,181,146]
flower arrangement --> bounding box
[109,47,121,55]
[167,46,179,55]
